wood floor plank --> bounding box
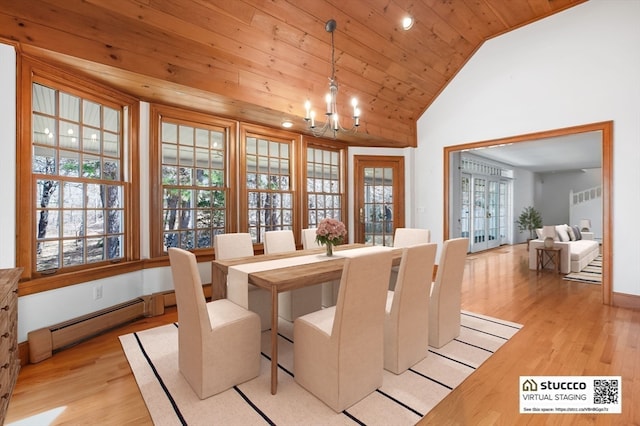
[6,244,639,425]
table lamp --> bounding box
[579,219,591,232]
[543,225,556,248]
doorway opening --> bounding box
[444,121,612,305]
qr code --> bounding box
[593,379,619,404]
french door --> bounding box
[462,173,509,253]
[354,156,404,246]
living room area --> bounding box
[448,130,602,252]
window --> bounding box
[151,106,235,256]
[17,58,139,290]
[32,83,126,271]
[305,144,345,226]
[241,125,295,243]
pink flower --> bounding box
[315,218,347,246]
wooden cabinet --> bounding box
[0,268,21,424]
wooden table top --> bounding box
[248,246,403,293]
[212,243,366,274]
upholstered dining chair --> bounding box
[293,250,393,412]
[168,247,261,399]
[264,230,323,321]
[384,242,437,374]
[393,227,431,247]
[214,233,271,331]
[214,232,253,260]
[301,228,338,307]
[389,227,431,290]
[301,228,319,251]
[428,237,469,348]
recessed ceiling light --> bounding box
[402,16,414,30]
[281,120,293,128]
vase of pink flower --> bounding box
[315,218,347,257]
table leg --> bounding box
[270,286,278,395]
[536,249,542,273]
[211,265,226,300]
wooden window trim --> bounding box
[239,123,299,247]
[301,136,348,229]
[353,155,406,244]
[16,55,140,295]
[149,104,237,258]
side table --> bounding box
[536,247,562,273]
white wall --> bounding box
[537,168,602,235]
[0,44,16,269]
[512,168,537,243]
[416,0,640,296]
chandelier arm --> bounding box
[304,18,361,139]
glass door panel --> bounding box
[460,174,471,240]
[354,156,404,246]
[499,181,508,245]
[487,180,499,249]
[470,176,510,252]
[363,166,393,246]
[472,177,486,251]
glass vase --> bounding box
[325,243,333,257]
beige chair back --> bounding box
[393,228,430,247]
[301,228,320,250]
[214,233,253,259]
[263,230,296,254]
[168,247,261,398]
[294,249,392,412]
[385,242,437,373]
[429,237,468,348]
[388,227,431,290]
[214,233,270,331]
[332,251,391,342]
[169,247,210,352]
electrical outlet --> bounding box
[93,285,103,300]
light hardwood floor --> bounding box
[6,244,639,425]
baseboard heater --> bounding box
[27,297,148,363]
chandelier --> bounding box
[304,19,361,138]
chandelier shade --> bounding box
[304,19,361,139]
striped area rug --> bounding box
[563,255,602,284]
[119,311,522,426]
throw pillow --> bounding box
[567,226,576,241]
[536,228,544,239]
[571,225,582,240]
[555,225,570,242]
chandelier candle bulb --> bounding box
[310,110,316,128]
[304,100,311,119]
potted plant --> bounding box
[516,206,543,248]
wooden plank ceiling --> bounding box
[0,0,585,148]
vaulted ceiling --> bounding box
[0,0,585,147]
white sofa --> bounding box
[528,226,599,274]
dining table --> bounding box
[211,243,403,394]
